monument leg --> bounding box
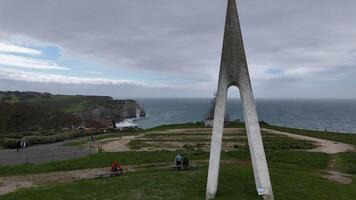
[239,81,274,200]
[206,77,228,200]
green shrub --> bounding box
[0,133,23,139]
[1,138,18,149]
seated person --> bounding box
[182,157,189,169]
[111,160,124,176]
[175,154,183,169]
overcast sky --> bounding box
[0,0,355,99]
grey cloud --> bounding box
[0,0,355,98]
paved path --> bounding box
[0,140,94,166]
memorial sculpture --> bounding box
[206,0,274,199]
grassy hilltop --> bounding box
[0,91,114,148]
[0,123,355,200]
[0,91,113,113]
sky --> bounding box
[0,0,355,99]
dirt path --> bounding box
[320,154,353,185]
[0,160,245,196]
[264,128,355,184]
[263,129,355,154]
[101,135,142,152]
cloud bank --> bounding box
[0,0,355,98]
[0,68,148,87]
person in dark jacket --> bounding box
[183,157,189,169]
[16,140,21,152]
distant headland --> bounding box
[0,91,145,131]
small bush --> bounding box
[1,138,18,149]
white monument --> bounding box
[206,0,274,199]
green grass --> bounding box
[63,140,89,147]
[145,122,206,132]
[1,155,354,200]
[338,152,356,174]
[145,122,246,132]
[129,132,315,151]
[0,151,210,176]
[0,150,328,177]
[27,95,111,113]
[0,124,355,199]
[147,122,356,145]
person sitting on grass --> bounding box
[175,154,183,170]
[111,160,124,176]
[182,156,189,170]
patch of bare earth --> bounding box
[322,170,352,184]
[319,154,353,185]
[102,134,144,152]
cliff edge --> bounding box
[77,100,145,127]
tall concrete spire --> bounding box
[206,0,274,199]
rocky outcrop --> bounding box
[77,100,145,127]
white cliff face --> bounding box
[77,100,145,127]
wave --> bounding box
[115,117,142,128]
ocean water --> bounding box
[131,98,356,134]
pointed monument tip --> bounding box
[228,0,237,7]
[226,0,238,20]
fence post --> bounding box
[74,151,77,159]
[25,156,29,164]
[52,153,54,162]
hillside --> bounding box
[0,91,113,113]
[0,102,81,132]
[0,91,145,137]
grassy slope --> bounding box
[28,95,111,113]
[338,152,356,174]
[0,124,355,199]
[0,122,351,176]
[2,151,356,200]
[0,150,327,177]
[0,91,112,113]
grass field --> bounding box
[147,122,356,145]
[129,128,315,151]
[1,150,355,200]
[0,123,355,199]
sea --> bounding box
[118,99,356,134]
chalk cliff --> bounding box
[77,100,145,127]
